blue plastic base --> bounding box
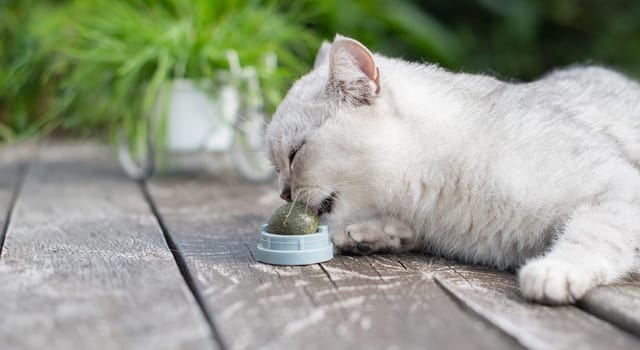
[256,225,334,266]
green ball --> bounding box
[267,202,319,235]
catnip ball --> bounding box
[267,202,319,235]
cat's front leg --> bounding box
[337,217,415,255]
[518,201,639,304]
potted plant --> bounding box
[42,0,319,180]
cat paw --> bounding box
[341,222,401,255]
[518,259,595,305]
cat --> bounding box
[265,34,640,305]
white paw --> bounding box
[518,259,596,305]
[346,222,383,243]
[341,222,400,255]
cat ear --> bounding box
[328,34,380,106]
[313,40,332,69]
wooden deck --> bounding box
[1,142,639,350]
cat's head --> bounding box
[266,35,405,227]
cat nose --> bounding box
[280,186,292,202]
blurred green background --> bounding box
[1,0,639,145]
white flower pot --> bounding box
[166,79,235,152]
[118,78,274,182]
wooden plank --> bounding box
[0,142,216,350]
[579,273,640,336]
[148,178,347,350]
[401,255,640,349]
[319,255,524,349]
[148,177,524,350]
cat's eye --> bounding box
[289,142,304,165]
[289,148,298,164]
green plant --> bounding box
[413,0,640,80]
[291,0,464,67]
[0,0,64,142]
[44,0,318,156]
[3,0,640,146]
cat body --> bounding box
[266,35,640,304]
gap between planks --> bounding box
[0,162,27,257]
[400,254,640,349]
[578,276,640,336]
[430,266,526,347]
[141,181,228,350]
[377,255,526,348]
[0,142,35,257]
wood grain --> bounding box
[319,255,524,350]
[147,177,524,350]
[0,143,216,350]
[580,274,640,336]
[401,255,640,350]
[148,178,343,350]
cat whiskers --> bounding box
[293,185,334,206]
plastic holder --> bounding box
[256,225,334,265]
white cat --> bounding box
[265,34,640,305]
